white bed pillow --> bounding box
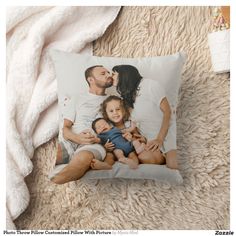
[49,49,186,184]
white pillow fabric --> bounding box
[50,49,186,184]
[49,162,183,185]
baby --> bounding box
[92,118,139,169]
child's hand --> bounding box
[122,132,133,141]
[133,133,146,143]
[129,121,137,131]
[146,139,163,152]
[104,139,115,152]
[94,137,101,144]
[122,121,137,134]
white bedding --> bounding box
[6,6,121,229]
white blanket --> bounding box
[6,6,120,229]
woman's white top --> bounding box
[131,79,176,153]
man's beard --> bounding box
[95,78,113,88]
[104,79,113,88]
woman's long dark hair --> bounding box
[112,65,143,108]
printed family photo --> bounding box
[50,56,183,184]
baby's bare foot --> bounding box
[133,140,146,154]
[135,143,145,154]
[127,159,139,169]
[90,159,112,170]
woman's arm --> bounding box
[146,97,171,151]
[156,97,171,142]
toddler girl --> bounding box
[99,96,151,166]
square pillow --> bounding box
[49,49,186,185]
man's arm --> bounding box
[62,119,98,145]
[63,119,80,144]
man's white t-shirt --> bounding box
[57,92,107,160]
[62,92,107,134]
[131,79,176,153]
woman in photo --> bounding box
[111,65,178,169]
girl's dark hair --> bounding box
[100,95,130,123]
[112,65,143,108]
